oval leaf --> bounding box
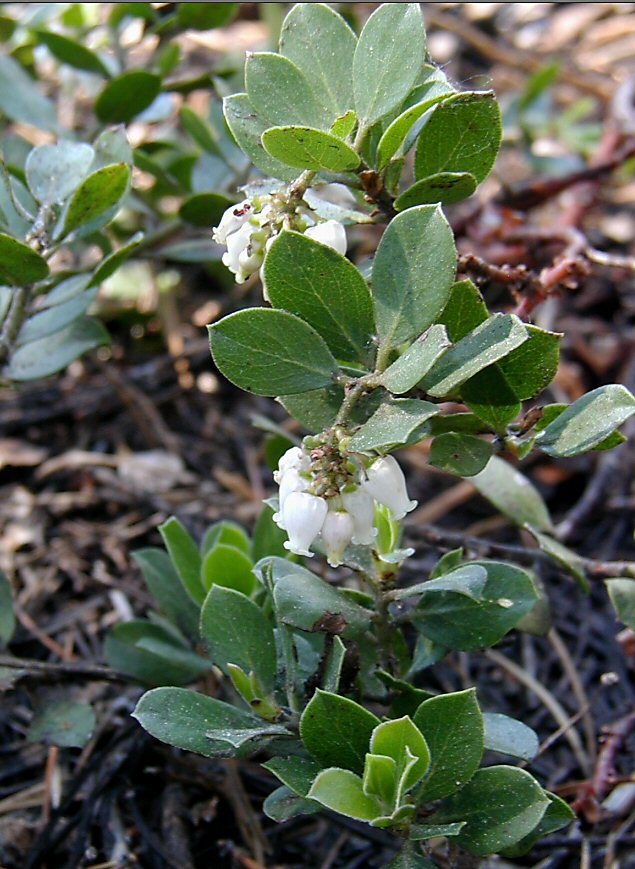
[395,172,477,210]
[26,142,95,205]
[60,162,130,238]
[223,94,296,182]
[0,234,49,285]
[245,52,330,129]
[95,71,161,123]
[300,689,380,773]
[209,308,339,396]
[262,125,360,171]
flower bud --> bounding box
[362,455,417,520]
[321,508,354,567]
[212,200,253,244]
[305,219,347,255]
[282,492,328,557]
[274,446,304,483]
[341,487,377,545]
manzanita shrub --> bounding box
[102,3,635,865]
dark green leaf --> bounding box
[176,2,238,29]
[431,766,549,856]
[264,230,374,364]
[262,125,360,171]
[200,586,276,692]
[3,316,107,381]
[251,505,288,562]
[59,163,130,238]
[35,30,109,76]
[104,621,208,686]
[0,571,15,645]
[132,548,200,640]
[179,105,218,153]
[483,712,539,761]
[413,689,483,801]
[0,234,49,285]
[395,172,477,210]
[279,2,356,119]
[373,205,456,352]
[89,232,144,286]
[348,398,439,452]
[377,90,454,170]
[95,72,161,123]
[263,785,321,821]
[179,192,235,228]
[27,701,95,748]
[429,433,492,477]
[278,385,344,432]
[496,325,561,400]
[461,366,521,433]
[438,279,488,342]
[415,92,501,184]
[209,308,339,396]
[264,755,322,798]
[353,4,425,125]
[159,516,204,605]
[25,142,95,204]
[202,520,250,556]
[500,792,575,857]
[300,689,380,773]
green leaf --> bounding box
[132,548,200,640]
[59,163,130,238]
[133,687,278,757]
[381,325,450,395]
[414,689,483,802]
[104,621,209,686]
[95,71,161,123]
[499,792,575,858]
[279,2,356,119]
[415,92,501,184]
[363,753,398,806]
[409,822,466,840]
[27,701,95,748]
[89,232,144,287]
[429,433,493,477]
[430,548,464,579]
[606,578,635,630]
[370,716,431,794]
[264,755,322,798]
[301,689,380,773]
[432,766,550,856]
[179,192,235,228]
[272,560,372,638]
[438,279,488,342]
[201,544,256,596]
[179,105,218,153]
[0,572,15,645]
[308,767,381,821]
[470,456,553,533]
[421,315,529,398]
[35,29,109,76]
[264,230,374,364]
[17,288,97,346]
[524,527,588,591]
[461,366,521,433]
[377,92,454,170]
[251,505,288,562]
[263,785,321,822]
[3,317,107,381]
[245,52,330,129]
[536,384,635,457]
[331,111,357,139]
[483,712,539,761]
[0,54,58,131]
[322,634,347,693]
[0,235,49,286]
[411,562,538,651]
[202,520,250,556]
[353,3,425,125]
[262,125,360,171]
[496,325,561,401]
[159,516,204,605]
[395,172,477,210]
[348,398,439,452]
[200,586,276,692]
[385,847,437,869]
[223,94,297,182]
[25,142,95,205]
[209,308,339,397]
[175,2,238,29]
[373,205,456,352]
[278,385,344,432]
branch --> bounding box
[0,654,125,683]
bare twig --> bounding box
[0,654,124,683]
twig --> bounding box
[405,524,635,580]
[572,709,635,819]
[0,654,125,683]
[548,627,596,763]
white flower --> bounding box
[321,508,354,567]
[362,455,417,520]
[282,492,328,557]
[279,468,308,508]
[274,446,304,484]
[305,219,347,255]
[341,487,377,545]
[212,200,253,244]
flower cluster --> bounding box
[273,443,417,566]
[212,196,347,285]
